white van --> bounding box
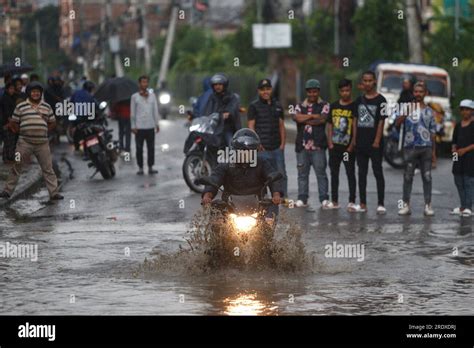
[374,62,454,142]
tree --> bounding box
[352,0,408,69]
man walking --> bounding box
[131,75,160,175]
[354,71,387,214]
[293,79,330,208]
[247,78,288,197]
[0,82,63,201]
[327,79,358,212]
[396,82,436,216]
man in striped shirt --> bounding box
[0,82,63,200]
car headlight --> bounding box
[159,93,171,105]
[229,213,258,232]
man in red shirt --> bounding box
[112,99,131,154]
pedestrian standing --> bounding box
[354,71,387,214]
[130,75,160,175]
[450,99,474,217]
[112,99,131,154]
[396,82,436,216]
[0,82,16,150]
[327,79,358,212]
[293,79,330,208]
[0,82,63,201]
[247,79,288,197]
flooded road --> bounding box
[1,119,472,315]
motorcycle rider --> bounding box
[201,128,283,223]
[202,73,241,146]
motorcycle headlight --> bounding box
[159,93,171,105]
[229,213,258,232]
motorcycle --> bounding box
[70,101,120,179]
[383,111,447,169]
[383,113,406,169]
[158,89,171,120]
[182,112,224,193]
[196,172,282,268]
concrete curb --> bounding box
[0,152,72,209]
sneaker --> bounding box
[461,209,472,217]
[295,199,308,208]
[0,191,11,199]
[354,204,367,213]
[376,206,386,215]
[50,194,64,200]
[321,200,331,210]
[149,167,158,175]
[398,203,411,216]
[347,202,358,212]
[450,207,462,215]
[424,204,434,216]
[136,169,144,175]
[326,201,340,209]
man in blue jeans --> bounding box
[247,79,288,198]
[293,79,330,209]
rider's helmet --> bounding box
[26,81,44,97]
[231,128,260,151]
[210,73,229,90]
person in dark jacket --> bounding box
[201,129,282,222]
[0,82,16,147]
[202,73,241,146]
[192,77,213,119]
[247,78,288,198]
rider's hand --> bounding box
[258,144,265,152]
[132,128,138,135]
[272,192,281,205]
[372,141,380,149]
[346,143,354,153]
[223,112,230,120]
[328,142,334,150]
[201,192,214,205]
[156,126,160,133]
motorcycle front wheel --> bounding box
[182,151,212,193]
[383,137,406,169]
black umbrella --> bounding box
[0,62,34,77]
[94,77,139,104]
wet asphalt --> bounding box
[0,117,472,315]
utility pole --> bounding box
[406,0,423,63]
[334,0,340,56]
[157,5,178,89]
[35,19,44,80]
[139,0,151,73]
[454,0,460,41]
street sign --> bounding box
[252,23,292,49]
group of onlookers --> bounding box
[211,70,473,217]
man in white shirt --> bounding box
[130,75,160,175]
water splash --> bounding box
[137,208,315,276]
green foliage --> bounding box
[351,0,408,69]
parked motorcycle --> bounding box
[383,110,447,169]
[70,101,120,179]
[182,112,224,193]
